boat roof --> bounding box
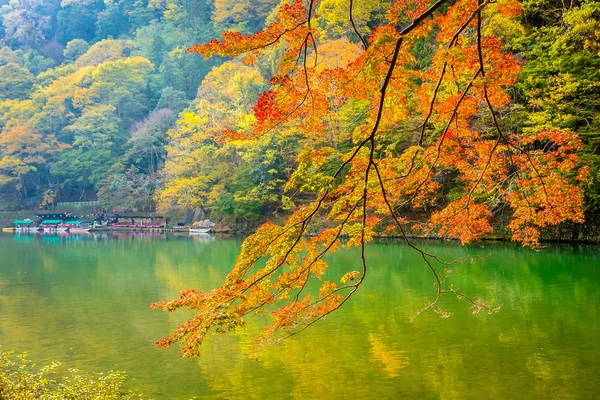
[14,220,34,224]
[116,214,164,219]
[41,220,63,224]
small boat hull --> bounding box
[2,227,15,233]
[189,228,212,234]
[42,227,70,232]
[70,228,91,233]
[15,227,40,233]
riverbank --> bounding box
[205,211,600,244]
[3,210,600,243]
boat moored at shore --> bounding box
[65,220,92,233]
[40,220,70,232]
[13,219,40,232]
[189,228,212,234]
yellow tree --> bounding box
[0,122,63,201]
[157,61,266,211]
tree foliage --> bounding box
[0,62,33,99]
[157,60,278,214]
[517,0,600,209]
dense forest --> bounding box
[0,0,598,223]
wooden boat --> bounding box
[40,220,70,232]
[2,227,15,232]
[65,221,91,233]
[70,227,91,233]
[189,219,215,234]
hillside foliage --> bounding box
[0,0,597,223]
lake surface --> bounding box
[0,232,598,399]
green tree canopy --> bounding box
[0,63,34,99]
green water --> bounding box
[0,232,598,399]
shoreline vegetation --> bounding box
[0,348,140,399]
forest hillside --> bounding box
[0,0,598,225]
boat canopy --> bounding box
[14,219,34,225]
[65,220,85,225]
[41,220,62,224]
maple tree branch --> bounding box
[350,0,368,50]
[271,177,372,343]
[154,0,541,356]
[418,62,448,147]
[271,283,360,344]
[399,0,451,36]
[371,158,443,306]
[450,64,462,92]
[393,1,492,182]
[392,68,481,209]
[402,4,527,234]
[282,197,363,307]
[249,18,410,340]
[249,0,455,328]
[270,188,370,340]
[474,10,549,205]
[311,2,495,303]
[307,0,316,27]
[371,158,499,317]
[236,20,308,53]
[416,6,547,239]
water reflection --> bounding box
[0,233,598,399]
[368,329,409,377]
